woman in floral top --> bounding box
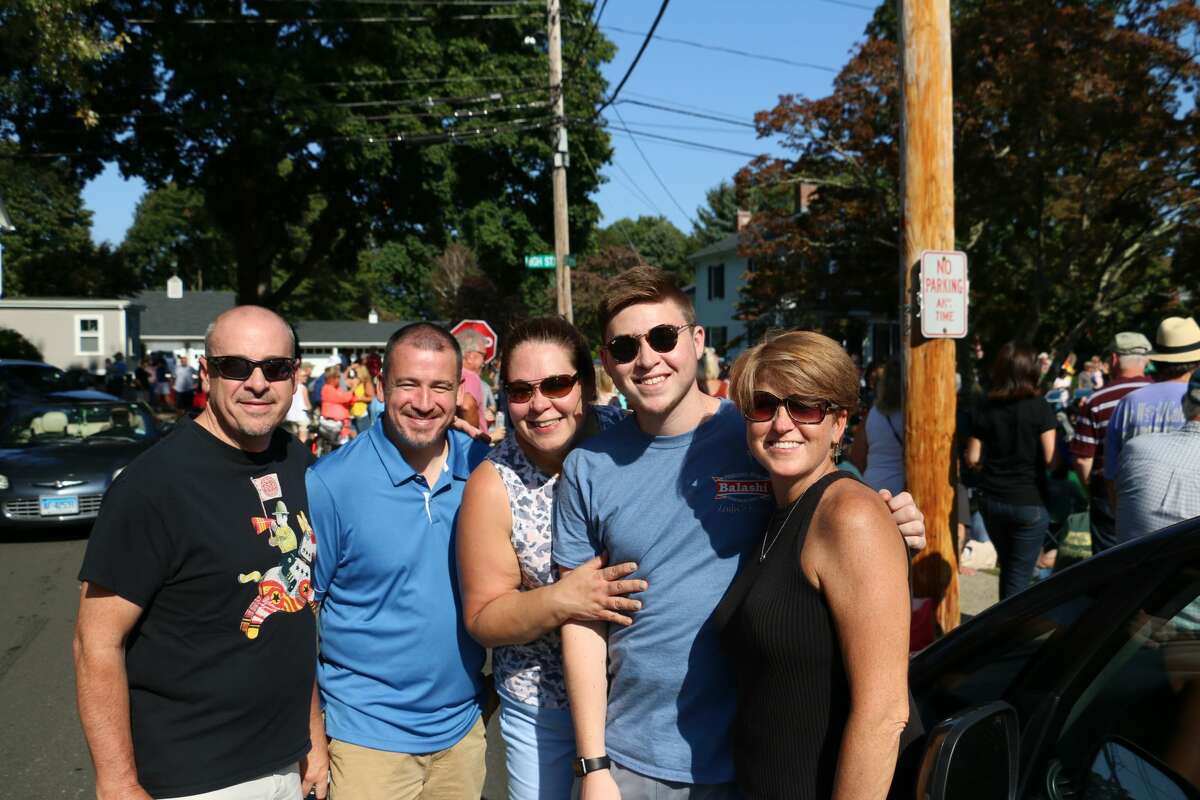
[457,317,645,800]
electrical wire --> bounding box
[602,24,838,73]
[815,0,876,10]
[577,147,650,257]
[599,122,764,159]
[125,13,533,23]
[611,104,695,225]
[616,99,756,129]
[252,0,541,5]
[594,0,670,114]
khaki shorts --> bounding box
[329,717,487,800]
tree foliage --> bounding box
[118,183,234,292]
[690,180,740,248]
[737,0,1200,356]
[0,146,134,297]
[4,0,615,315]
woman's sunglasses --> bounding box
[504,373,579,404]
[744,392,837,425]
[604,323,693,364]
[207,356,297,382]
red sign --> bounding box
[450,319,499,363]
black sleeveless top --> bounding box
[714,471,923,799]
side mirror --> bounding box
[1086,737,1200,800]
[916,701,1020,800]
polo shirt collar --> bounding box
[368,420,472,486]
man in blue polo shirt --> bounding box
[307,322,490,799]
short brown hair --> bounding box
[597,265,695,340]
[729,330,860,414]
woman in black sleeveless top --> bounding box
[714,331,922,800]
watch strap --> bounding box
[573,755,612,777]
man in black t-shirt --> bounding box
[74,306,328,800]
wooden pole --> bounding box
[548,0,573,322]
[899,0,960,632]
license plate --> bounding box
[39,495,79,516]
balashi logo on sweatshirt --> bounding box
[712,474,771,503]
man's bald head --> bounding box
[204,306,297,359]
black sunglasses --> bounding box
[604,323,693,364]
[504,373,579,404]
[744,392,837,425]
[207,355,297,382]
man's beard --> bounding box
[387,413,451,452]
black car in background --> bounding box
[0,397,162,528]
[908,516,1200,800]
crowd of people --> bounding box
[73,266,935,800]
[844,316,1200,599]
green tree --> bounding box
[737,0,1200,360]
[5,0,615,313]
[595,215,692,280]
[0,149,132,296]
[119,183,234,292]
[690,180,740,248]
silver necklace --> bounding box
[759,496,803,562]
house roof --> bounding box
[687,232,741,261]
[135,289,405,346]
[0,297,130,310]
[135,290,236,338]
[295,320,398,346]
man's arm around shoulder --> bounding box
[73,583,153,800]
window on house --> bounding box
[708,264,726,300]
[708,326,728,350]
[76,316,101,355]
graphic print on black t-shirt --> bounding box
[237,472,318,639]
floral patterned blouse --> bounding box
[487,403,625,708]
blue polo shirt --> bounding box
[307,421,489,753]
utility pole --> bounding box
[548,0,573,321]
[899,0,960,632]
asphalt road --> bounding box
[0,526,510,799]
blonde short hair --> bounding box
[729,331,859,414]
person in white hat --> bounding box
[1104,316,1200,496]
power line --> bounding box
[306,73,541,87]
[616,99,756,129]
[254,0,542,4]
[125,13,534,24]
[602,117,751,134]
[624,91,756,120]
[346,115,553,143]
[595,0,670,114]
[598,122,764,159]
[815,0,876,10]
[577,147,651,256]
[602,24,838,73]
[611,104,694,226]
[612,159,668,218]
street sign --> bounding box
[919,250,969,339]
[450,319,499,363]
[524,254,576,269]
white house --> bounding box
[0,297,137,371]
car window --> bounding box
[1051,567,1200,798]
[916,594,1100,726]
[1,403,153,446]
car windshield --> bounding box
[0,402,155,446]
[0,364,66,394]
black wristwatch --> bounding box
[573,755,612,777]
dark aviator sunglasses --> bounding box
[504,373,580,404]
[744,392,837,425]
[604,323,693,364]
[207,355,298,382]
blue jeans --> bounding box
[977,496,1049,601]
[498,691,576,800]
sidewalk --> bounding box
[959,569,1000,618]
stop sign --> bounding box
[450,319,499,363]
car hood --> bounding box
[0,440,154,481]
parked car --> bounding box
[0,397,162,528]
[908,515,1200,799]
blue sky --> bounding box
[82,0,875,244]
